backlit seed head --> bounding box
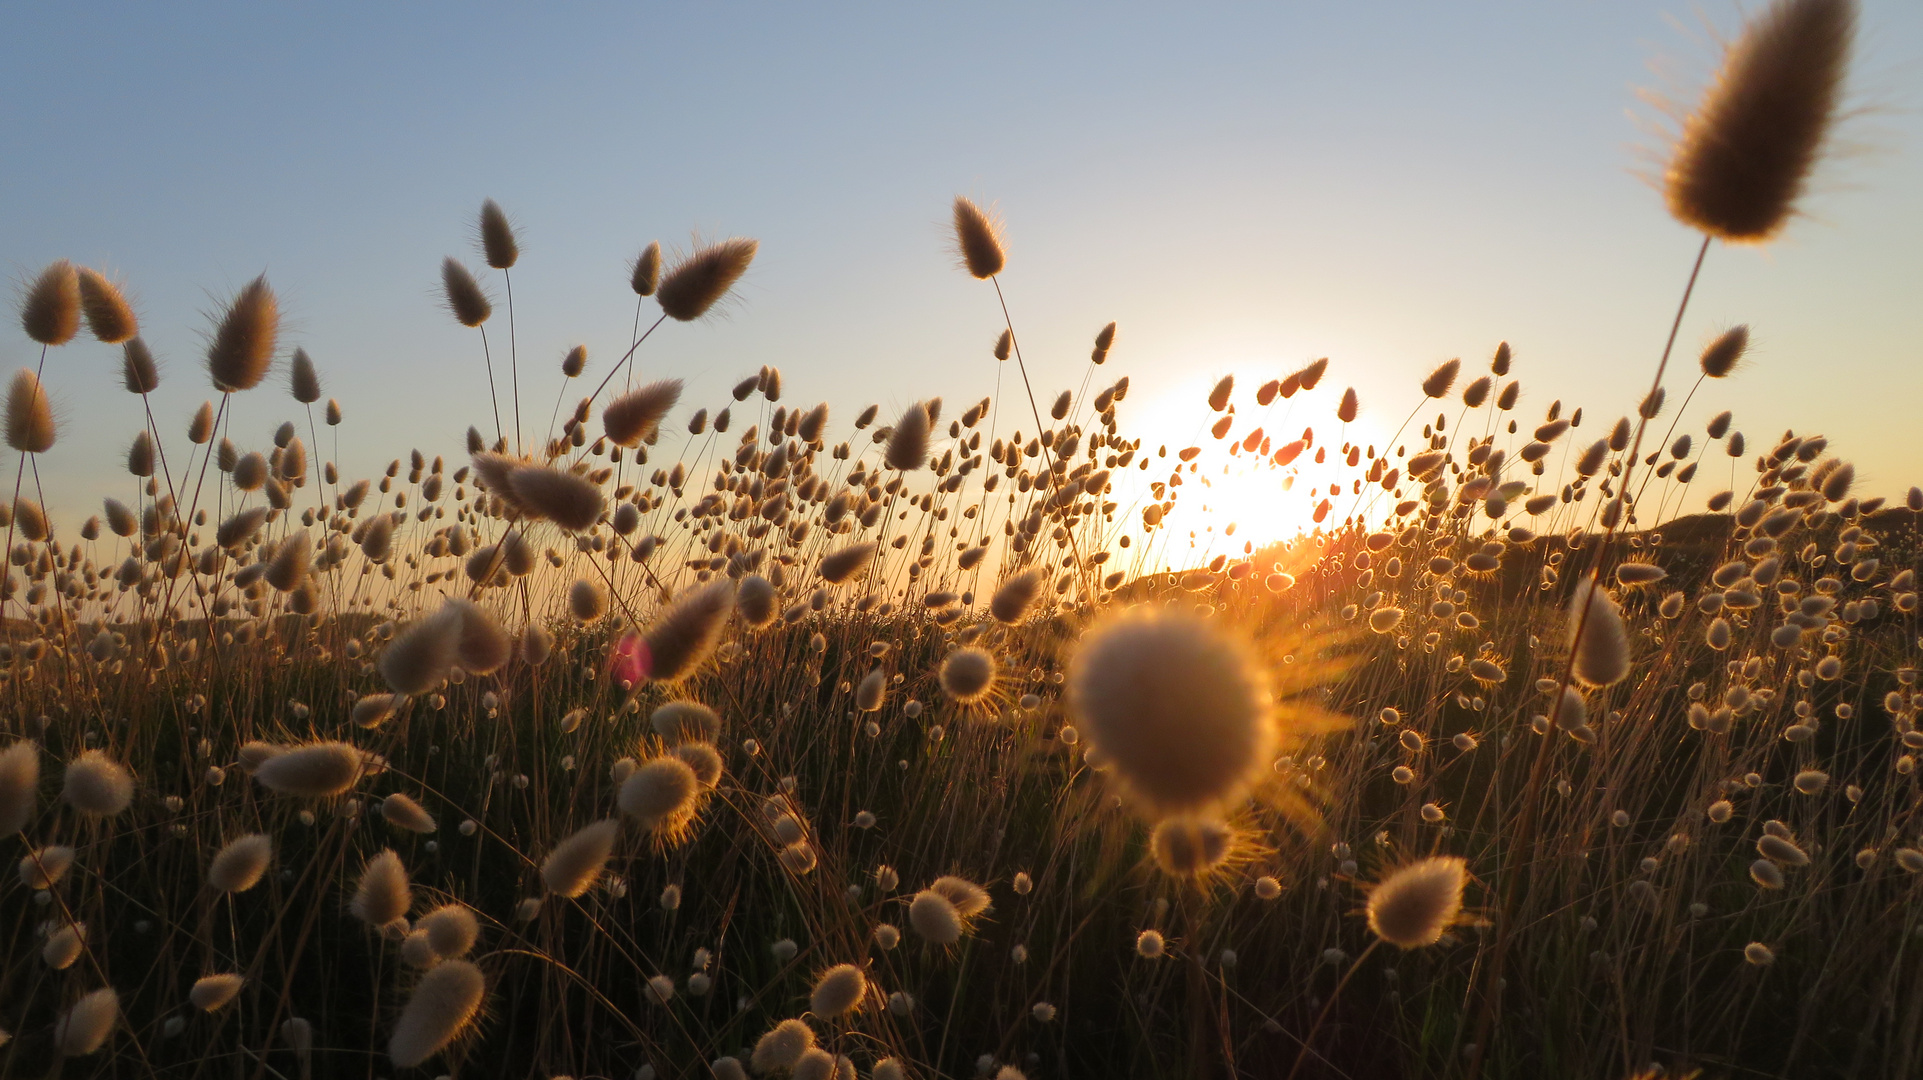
[1366,856,1469,948]
[63,750,134,817]
[351,849,412,927]
[809,964,867,1017]
[542,819,621,897]
[388,960,486,1068]
[208,834,273,893]
[951,196,1006,279]
[939,647,998,705]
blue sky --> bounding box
[4,2,1920,533]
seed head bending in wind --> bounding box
[1663,0,1856,243]
[75,267,138,343]
[655,237,757,321]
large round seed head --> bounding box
[603,379,683,447]
[651,701,721,745]
[928,875,991,918]
[1150,816,1236,877]
[989,567,1045,624]
[818,542,877,585]
[737,573,777,627]
[20,844,73,889]
[751,1018,816,1073]
[1068,606,1271,816]
[1366,856,1469,948]
[63,750,134,817]
[908,889,964,944]
[809,964,866,1017]
[618,757,700,831]
[939,647,997,705]
[380,604,465,695]
[507,464,604,531]
[419,904,480,958]
[569,578,608,623]
[1566,578,1631,689]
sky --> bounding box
[3,2,1920,546]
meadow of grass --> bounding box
[3,1,1918,1077]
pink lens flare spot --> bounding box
[611,632,651,688]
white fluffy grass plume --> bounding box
[939,647,997,705]
[190,973,244,1012]
[254,741,368,798]
[637,578,736,684]
[0,741,40,834]
[884,400,930,471]
[1366,855,1469,948]
[809,964,867,1017]
[1566,578,1632,689]
[1067,606,1272,816]
[207,833,273,893]
[63,750,134,817]
[351,849,412,927]
[541,819,621,897]
[55,986,119,1056]
[388,959,486,1068]
[1664,0,1856,242]
[508,463,605,531]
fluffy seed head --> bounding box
[929,875,991,917]
[908,889,964,944]
[656,237,758,321]
[388,960,486,1068]
[207,275,279,391]
[637,578,736,684]
[618,757,700,832]
[939,647,997,705]
[1366,856,1469,948]
[254,741,368,797]
[738,573,777,627]
[289,347,323,403]
[1421,358,1461,399]
[20,844,73,889]
[541,819,621,897]
[952,197,1005,278]
[477,199,518,269]
[1566,578,1632,689]
[55,987,119,1056]
[630,242,661,296]
[441,258,492,326]
[604,379,683,446]
[810,964,867,1017]
[651,701,721,744]
[63,750,134,817]
[0,740,39,835]
[190,974,244,1012]
[5,369,54,453]
[20,259,81,345]
[885,401,930,471]
[818,542,877,585]
[382,793,438,834]
[1664,0,1856,242]
[1068,606,1271,816]
[450,599,513,675]
[352,849,412,927]
[990,567,1045,624]
[420,904,480,958]
[380,604,465,695]
[1700,325,1750,378]
[508,464,605,531]
[1150,816,1236,877]
[569,578,608,623]
[76,267,137,343]
[855,668,887,712]
[208,834,273,893]
[122,337,161,393]
[752,1018,817,1073]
